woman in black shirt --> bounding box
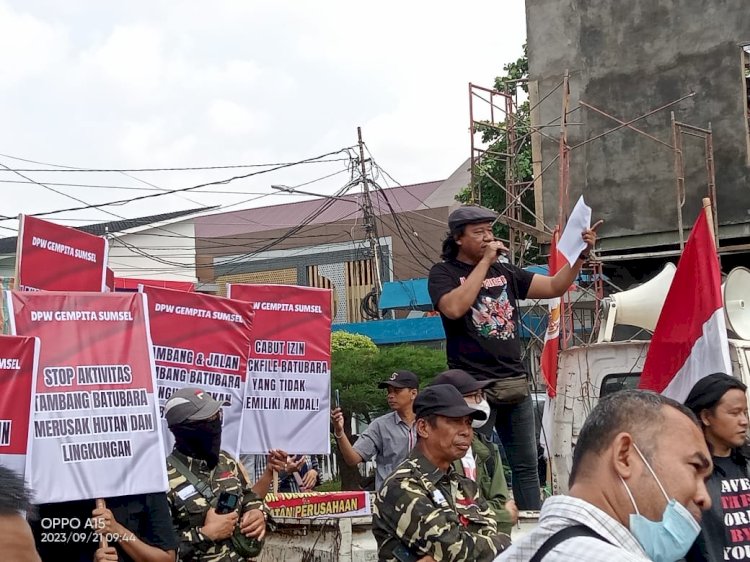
[685,373,750,562]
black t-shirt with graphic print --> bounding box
[687,454,750,562]
[428,258,535,380]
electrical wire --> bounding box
[371,183,437,268]
[0,161,129,224]
[0,151,354,173]
[0,147,355,221]
[211,182,362,277]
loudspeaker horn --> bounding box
[724,267,750,340]
[598,262,676,343]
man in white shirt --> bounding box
[497,390,712,561]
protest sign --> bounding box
[142,286,253,455]
[0,335,39,477]
[227,284,331,454]
[6,291,167,502]
[16,215,109,292]
[265,491,371,519]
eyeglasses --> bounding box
[464,391,484,404]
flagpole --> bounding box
[702,197,716,249]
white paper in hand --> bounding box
[558,195,592,267]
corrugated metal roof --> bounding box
[0,207,212,254]
[195,181,444,238]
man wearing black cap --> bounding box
[430,369,517,534]
[331,370,418,491]
[163,388,269,562]
[372,384,511,561]
[428,204,598,510]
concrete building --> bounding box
[194,161,470,323]
[526,0,750,274]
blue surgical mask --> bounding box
[619,443,701,562]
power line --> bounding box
[0,151,354,173]
[0,147,355,221]
[0,161,129,224]
[204,182,363,277]
[0,169,351,195]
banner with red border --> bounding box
[6,291,167,502]
[265,491,370,519]
[227,284,331,454]
[141,286,254,456]
[0,334,39,477]
[16,215,108,292]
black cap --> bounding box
[163,387,222,427]
[430,369,493,395]
[684,372,747,415]
[414,384,487,420]
[378,370,419,389]
[448,205,497,232]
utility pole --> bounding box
[357,127,383,298]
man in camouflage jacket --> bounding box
[431,369,518,535]
[164,388,271,561]
[373,384,511,561]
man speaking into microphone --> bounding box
[428,205,598,510]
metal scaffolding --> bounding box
[468,72,721,382]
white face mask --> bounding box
[469,399,491,428]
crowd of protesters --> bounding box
[4,206,748,562]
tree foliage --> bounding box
[331,343,446,423]
[331,331,378,353]
[330,338,447,490]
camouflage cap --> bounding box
[414,384,486,420]
[163,387,221,427]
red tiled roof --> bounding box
[195,181,444,238]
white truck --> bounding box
[547,338,750,495]
[547,263,750,493]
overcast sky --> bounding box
[1,0,526,235]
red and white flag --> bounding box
[540,228,564,460]
[639,211,731,402]
[541,228,564,398]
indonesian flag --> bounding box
[541,228,564,398]
[540,228,564,461]
[639,211,731,402]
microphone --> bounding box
[494,238,510,263]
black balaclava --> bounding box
[171,417,222,468]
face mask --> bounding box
[469,399,491,428]
[172,417,223,468]
[619,443,700,562]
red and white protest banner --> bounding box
[141,286,254,456]
[265,491,371,519]
[227,284,332,455]
[16,215,109,292]
[6,291,167,503]
[0,335,39,477]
